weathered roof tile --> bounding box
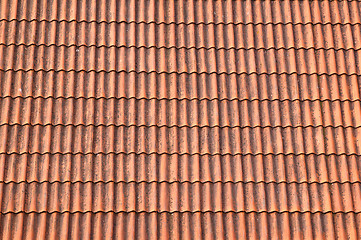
[1,0,360,238]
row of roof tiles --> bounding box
[1,72,360,101]
[1,21,361,50]
[1,45,361,74]
[1,153,360,184]
[1,212,360,240]
[0,182,360,213]
[0,49,358,76]
[1,0,360,24]
[1,98,360,127]
[1,125,360,155]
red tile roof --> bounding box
[0,0,361,239]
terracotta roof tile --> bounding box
[1,0,361,238]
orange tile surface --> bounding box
[0,0,361,239]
